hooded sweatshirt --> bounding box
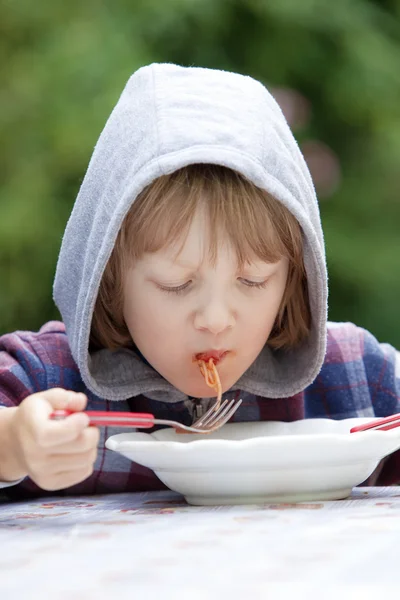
[53,62,328,403]
[1,64,399,498]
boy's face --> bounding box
[123,208,289,398]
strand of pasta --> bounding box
[197,358,222,410]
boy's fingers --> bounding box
[43,448,98,472]
[32,411,90,448]
[34,466,94,491]
[49,426,100,455]
[24,389,87,424]
[32,388,88,413]
[64,393,88,412]
[21,390,90,449]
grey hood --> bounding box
[53,63,328,402]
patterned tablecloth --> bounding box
[1,487,400,599]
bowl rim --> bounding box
[105,417,400,456]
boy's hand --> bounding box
[9,388,99,491]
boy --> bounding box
[0,63,399,499]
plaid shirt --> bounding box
[0,321,399,499]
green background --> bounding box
[1,0,400,347]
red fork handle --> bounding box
[50,410,155,428]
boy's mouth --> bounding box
[193,350,229,365]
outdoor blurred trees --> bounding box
[1,0,400,346]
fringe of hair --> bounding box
[90,164,310,351]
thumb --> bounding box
[22,390,89,447]
[32,388,88,414]
[21,388,89,448]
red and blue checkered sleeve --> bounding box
[0,321,78,408]
[0,332,47,407]
[360,327,400,485]
[360,327,400,418]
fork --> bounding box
[350,412,400,433]
[50,398,242,434]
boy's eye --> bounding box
[158,281,192,295]
[239,278,269,289]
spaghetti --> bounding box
[197,358,222,410]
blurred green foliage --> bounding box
[1,0,400,347]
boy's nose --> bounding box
[194,300,235,335]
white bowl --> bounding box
[105,418,400,505]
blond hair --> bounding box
[90,164,310,350]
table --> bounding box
[1,487,400,599]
